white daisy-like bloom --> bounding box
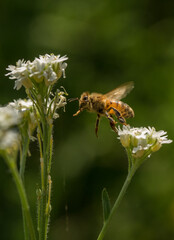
[6,54,68,90]
[118,125,172,158]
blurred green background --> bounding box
[0,0,174,239]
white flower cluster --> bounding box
[0,106,21,130]
[9,99,37,139]
[118,126,172,158]
[6,54,68,90]
[0,106,21,150]
[9,99,33,112]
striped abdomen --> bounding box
[106,100,134,119]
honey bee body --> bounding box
[105,99,134,119]
[73,82,134,136]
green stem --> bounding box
[126,148,132,172]
[19,133,30,240]
[97,164,137,240]
[5,155,36,240]
[45,175,52,238]
[20,134,30,182]
[48,126,53,175]
[38,118,53,240]
[38,121,47,240]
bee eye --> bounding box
[83,96,88,101]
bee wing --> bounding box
[104,81,134,101]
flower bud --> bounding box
[120,134,130,148]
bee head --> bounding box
[72,92,91,117]
[79,92,90,110]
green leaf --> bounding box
[102,188,111,222]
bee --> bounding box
[72,81,134,137]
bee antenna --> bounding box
[68,97,79,102]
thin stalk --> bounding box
[37,131,44,190]
[37,188,42,234]
[97,164,137,240]
[48,134,53,175]
[37,90,54,240]
[126,148,132,172]
[19,134,30,240]
[38,117,52,240]
[28,89,43,119]
[5,155,36,240]
[40,158,44,191]
[20,134,30,182]
[22,212,29,240]
[47,96,56,117]
[45,175,52,238]
[38,121,47,240]
[42,121,51,240]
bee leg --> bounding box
[73,109,81,116]
[109,119,118,133]
[109,107,127,125]
[95,114,100,137]
[105,111,117,133]
[118,116,127,125]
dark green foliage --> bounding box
[0,0,174,240]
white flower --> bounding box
[31,54,68,85]
[0,130,20,151]
[6,54,68,90]
[8,99,37,140]
[9,99,33,112]
[0,106,21,152]
[6,60,32,90]
[47,91,67,119]
[118,125,172,158]
[0,105,21,130]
